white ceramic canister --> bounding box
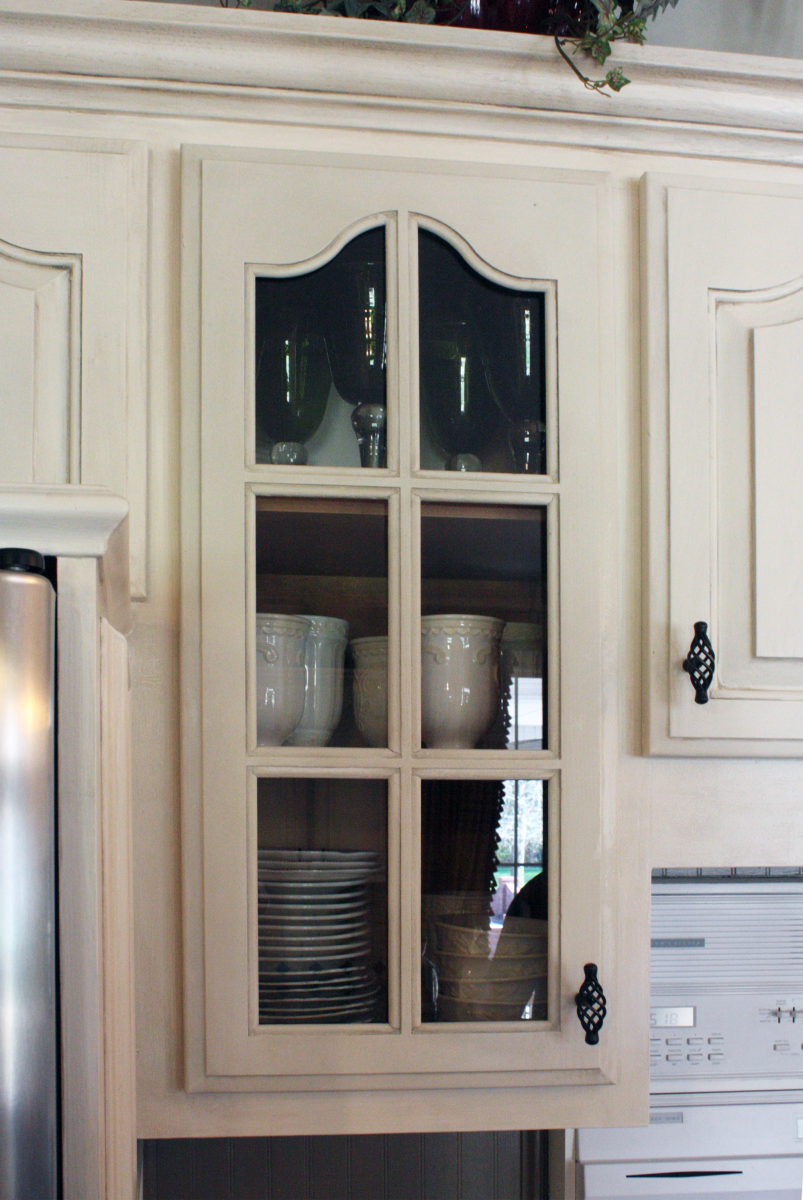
[285,615,349,747]
[500,621,541,680]
[351,635,388,748]
[421,615,505,749]
[255,613,311,746]
[500,621,543,750]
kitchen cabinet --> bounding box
[4,0,803,1153]
[643,174,803,755]
[180,145,633,1127]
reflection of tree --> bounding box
[495,780,543,866]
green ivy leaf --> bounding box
[605,66,629,90]
[404,0,436,21]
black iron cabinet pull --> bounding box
[575,963,606,1045]
[683,621,716,704]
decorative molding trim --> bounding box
[0,236,81,484]
[1,0,803,157]
[0,134,149,601]
[0,483,128,557]
[100,618,137,1200]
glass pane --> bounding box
[421,779,547,1023]
[255,227,387,469]
[258,777,388,1025]
[420,504,547,751]
[418,230,547,475]
[255,498,388,748]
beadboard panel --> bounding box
[142,1131,538,1198]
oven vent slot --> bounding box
[651,893,803,992]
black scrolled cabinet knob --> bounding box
[575,963,606,1045]
[683,621,716,704]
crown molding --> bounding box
[1,0,803,146]
[0,484,129,557]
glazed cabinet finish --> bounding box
[181,145,633,1122]
[15,0,803,1147]
[643,173,803,755]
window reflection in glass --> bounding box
[421,778,547,1024]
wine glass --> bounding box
[478,289,547,474]
[419,318,497,471]
[319,228,387,468]
[254,278,332,465]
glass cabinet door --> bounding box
[252,226,389,470]
[252,497,390,751]
[418,230,551,476]
[421,777,548,1025]
[185,146,635,1122]
[419,502,549,752]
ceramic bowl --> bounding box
[438,973,548,1007]
[256,614,311,745]
[436,951,547,984]
[494,916,548,959]
[421,614,504,749]
[436,995,527,1022]
[351,635,388,747]
[285,615,349,746]
[434,914,491,957]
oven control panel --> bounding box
[650,995,803,1082]
[650,880,803,1092]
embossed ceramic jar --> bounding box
[285,615,349,747]
[500,621,541,680]
[255,613,311,746]
[421,614,504,749]
[350,635,388,748]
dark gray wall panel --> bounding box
[232,1138,268,1200]
[155,1140,194,1200]
[460,1131,495,1200]
[194,1139,230,1200]
[141,1129,543,1199]
[349,1135,386,1200]
[386,1134,423,1200]
[495,1130,521,1199]
[310,1134,349,1200]
[271,1137,310,1200]
[423,1132,459,1200]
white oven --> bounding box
[574,876,803,1199]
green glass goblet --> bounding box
[254,281,331,465]
[419,318,497,471]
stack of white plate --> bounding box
[258,849,382,1024]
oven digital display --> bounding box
[650,1006,695,1028]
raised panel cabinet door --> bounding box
[182,145,641,1127]
[0,139,148,598]
[642,173,803,755]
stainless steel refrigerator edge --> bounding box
[0,556,57,1200]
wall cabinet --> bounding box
[643,174,803,755]
[5,0,803,1150]
[181,146,636,1127]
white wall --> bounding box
[647,0,803,59]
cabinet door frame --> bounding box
[642,172,803,756]
[181,143,642,1124]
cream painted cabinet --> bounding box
[180,145,645,1129]
[643,173,803,756]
